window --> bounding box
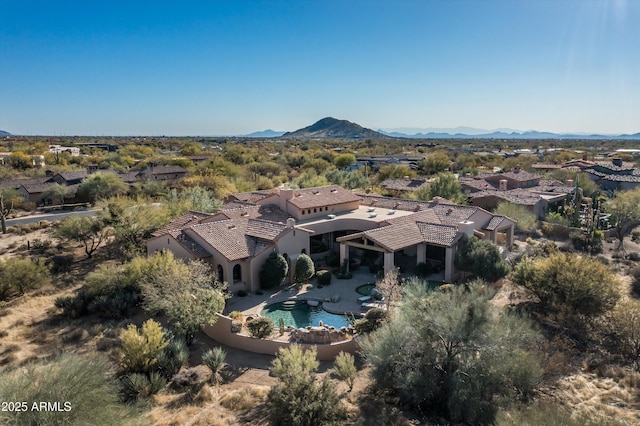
[217,265,224,282]
[233,264,242,282]
[314,208,317,213]
[302,210,305,215]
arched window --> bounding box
[217,265,224,282]
[233,264,242,282]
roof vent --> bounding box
[446,208,453,215]
[327,214,336,219]
[387,210,396,215]
[367,207,376,212]
[228,224,236,230]
[241,211,249,216]
[369,213,377,218]
[313,190,320,195]
[331,188,338,193]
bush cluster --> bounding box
[315,269,332,286]
[0,257,51,301]
[353,308,387,334]
[247,317,274,339]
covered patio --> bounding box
[336,222,464,282]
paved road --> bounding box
[6,208,99,227]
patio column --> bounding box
[492,230,498,244]
[507,224,515,248]
[339,243,349,272]
[444,247,454,282]
[416,243,426,265]
[383,252,395,274]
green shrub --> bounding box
[120,319,168,374]
[354,307,387,334]
[154,337,189,379]
[294,253,315,283]
[259,252,289,289]
[202,347,227,385]
[120,373,151,402]
[0,353,141,426]
[47,254,74,274]
[247,317,274,339]
[316,270,332,286]
[332,351,357,391]
[455,235,510,282]
[229,310,243,320]
[268,345,344,426]
[0,257,51,301]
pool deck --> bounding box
[224,269,380,319]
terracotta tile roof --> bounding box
[601,174,640,183]
[468,189,541,206]
[168,230,210,258]
[379,178,427,191]
[118,171,140,183]
[500,170,543,181]
[245,219,289,241]
[152,211,212,237]
[416,223,462,246]
[214,204,290,223]
[358,194,431,212]
[230,189,278,203]
[459,177,496,191]
[139,165,187,176]
[288,185,361,209]
[431,203,478,225]
[485,215,507,231]
[351,223,425,251]
[384,209,441,226]
[56,171,89,183]
[0,177,50,190]
[20,182,56,193]
[188,219,273,261]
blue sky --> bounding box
[1,0,638,136]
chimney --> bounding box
[499,179,508,191]
[567,179,574,187]
[612,158,623,167]
[280,188,294,200]
[458,220,474,237]
[513,165,521,173]
[286,218,296,229]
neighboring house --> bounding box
[460,168,574,218]
[149,185,516,291]
[379,177,428,195]
[584,158,640,192]
[136,165,187,181]
[49,145,80,156]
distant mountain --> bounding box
[0,130,11,136]
[282,117,390,140]
[378,128,640,140]
[242,129,285,138]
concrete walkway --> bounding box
[224,269,380,319]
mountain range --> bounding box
[243,119,640,140]
[0,130,11,136]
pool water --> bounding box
[355,283,376,296]
[261,301,351,329]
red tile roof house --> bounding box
[147,185,516,292]
[460,168,575,218]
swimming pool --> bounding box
[261,300,351,329]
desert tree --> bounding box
[54,215,110,258]
[140,254,227,345]
[427,172,466,203]
[42,183,73,208]
[608,188,640,252]
[77,171,128,202]
[376,267,402,312]
[455,235,510,282]
[361,279,542,424]
[268,345,344,426]
[511,253,620,318]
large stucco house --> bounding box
[147,185,516,293]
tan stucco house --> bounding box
[148,185,516,292]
